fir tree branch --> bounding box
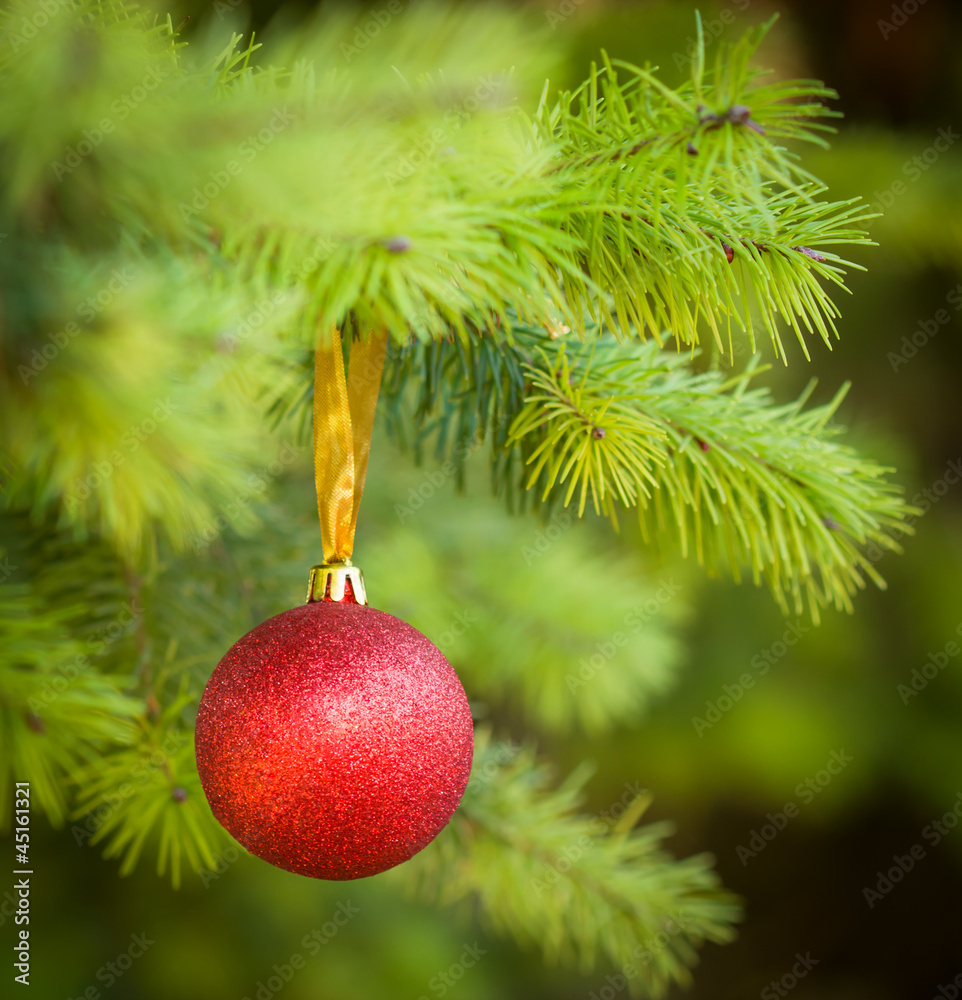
[0,577,142,829]
[70,684,230,888]
[0,3,872,375]
[0,3,885,561]
[405,730,740,997]
[382,326,914,621]
[528,18,872,358]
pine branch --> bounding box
[70,683,231,887]
[381,326,914,621]
[509,337,913,619]
[0,577,142,829]
[531,21,874,359]
[0,4,871,367]
[0,3,885,561]
[404,730,740,997]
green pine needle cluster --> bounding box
[382,326,912,620]
[533,20,873,361]
[404,730,740,998]
[70,684,231,889]
[0,553,142,829]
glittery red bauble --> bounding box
[195,598,474,880]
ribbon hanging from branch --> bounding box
[309,326,388,602]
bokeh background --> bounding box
[7,0,962,998]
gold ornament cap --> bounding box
[306,561,368,605]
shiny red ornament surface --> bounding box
[195,599,474,880]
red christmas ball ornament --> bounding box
[195,565,474,880]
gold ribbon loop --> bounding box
[313,326,389,564]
